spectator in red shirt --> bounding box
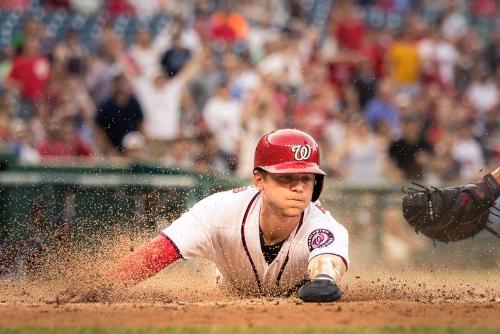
[107,0,135,16]
[210,9,249,45]
[294,87,334,140]
[5,36,50,119]
[43,0,70,11]
[37,115,92,159]
[0,0,28,11]
[472,0,497,17]
[330,0,366,51]
[359,29,388,78]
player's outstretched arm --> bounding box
[48,234,182,304]
[110,234,182,286]
[298,254,346,303]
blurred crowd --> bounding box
[0,0,498,183]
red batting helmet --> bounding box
[254,129,326,201]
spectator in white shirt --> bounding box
[128,28,163,80]
[202,77,243,171]
[418,29,459,90]
[452,122,485,182]
[237,83,284,177]
[465,68,499,117]
[258,34,303,89]
[440,2,468,43]
[120,48,204,159]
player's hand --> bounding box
[46,285,113,304]
[298,276,341,302]
[46,290,85,304]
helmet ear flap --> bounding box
[312,174,324,202]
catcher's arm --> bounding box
[492,167,500,185]
[298,254,346,302]
[448,171,499,218]
[48,234,181,303]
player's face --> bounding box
[255,172,315,217]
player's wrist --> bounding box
[313,273,335,282]
[309,255,343,280]
[481,173,500,200]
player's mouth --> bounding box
[287,198,306,204]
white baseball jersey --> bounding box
[162,186,349,295]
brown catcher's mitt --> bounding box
[402,174,500,242]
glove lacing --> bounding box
[402,181,444,224]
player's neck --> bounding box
[259,206,301,245]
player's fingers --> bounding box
[46,293,76,304]
[67,294,87,303]
[45,297,57,304]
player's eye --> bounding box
[276,175,313,185]
[301,176,313,183]
[278,175,293,182]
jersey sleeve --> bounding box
[161,193,219,261]
[307,220,350,269]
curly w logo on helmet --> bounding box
[291,145,312,161]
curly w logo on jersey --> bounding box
[308,229,334,251]
[291,144,312,161]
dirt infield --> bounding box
[0,300,499,328]
[1,267,499,329]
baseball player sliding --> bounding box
[53,129,349,303]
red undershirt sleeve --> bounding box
[110,234,182,287]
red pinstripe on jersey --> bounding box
[240,191,262,293]
[275,212,304,288]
